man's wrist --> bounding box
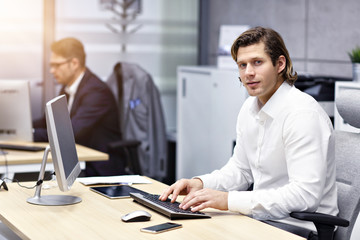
[192,177,204,189]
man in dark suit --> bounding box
[33,37,123,176]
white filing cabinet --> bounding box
[176,66,248,179]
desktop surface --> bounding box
[0,141,108,180]
[0,141,108,165]
[0,177,305,240]
[0,143,45,152]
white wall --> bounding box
[55,0,199,131]
[0,0,199,132]
[203,0,360,79]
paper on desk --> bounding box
[77,175,151,186]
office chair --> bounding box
[105,63,142,175]
[106,62,168,179]
[107,139,142,175]
[291,89,360,240]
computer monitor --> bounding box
[27,95,81,206]
[0,80,33,141]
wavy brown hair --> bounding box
[231,27,297,85]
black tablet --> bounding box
[90,185,146,199]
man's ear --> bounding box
[70,58,80,69]
[277,55,286,74]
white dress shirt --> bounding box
[198,82,339,231]
[64,71,85,111]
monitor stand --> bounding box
[27,145,81,206]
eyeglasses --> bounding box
[50,59,72,69]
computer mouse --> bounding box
[121,210,152,222]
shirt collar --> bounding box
[64,71,85,96]
[249,81,292,120]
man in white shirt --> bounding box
[160,27,338,239]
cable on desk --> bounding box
[0,147,57,190]
[1,171,55,190]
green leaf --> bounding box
[348,46,360,63]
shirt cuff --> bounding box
[195,174,213,189]
[228,190,253,216]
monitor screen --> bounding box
[0,80,33,141]
[45,95,81,192]
[27,95,81,206]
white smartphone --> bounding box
[140,222,182,234]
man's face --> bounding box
[236,42,285,105]
[49,53,75,86]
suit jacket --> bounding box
[33,68,122,176]
[106,62,167,180]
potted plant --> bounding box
[348,46,360,81]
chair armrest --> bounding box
[291,212,349,240]
[290,212,349,227]
[108,140,141,150]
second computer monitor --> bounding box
[0,80,33,142]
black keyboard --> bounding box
[0,144,45,152]
[130,192,211,220]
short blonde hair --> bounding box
[51,37,86,67]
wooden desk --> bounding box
[0,141,108,178]
[0,178,305,240]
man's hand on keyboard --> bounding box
[159,178,203,204]
[179,188,229,212]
